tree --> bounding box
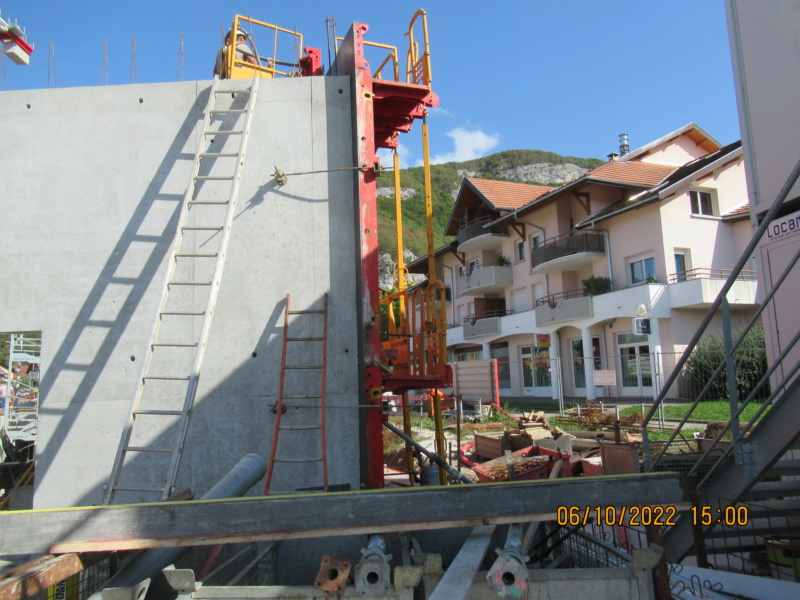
[683,326,770,402]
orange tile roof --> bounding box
[586,161,676,186]
[468,178,555,210]
[723,204,749,217]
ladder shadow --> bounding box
[35,86,212,497]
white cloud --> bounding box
[430,127,500,165]
[428,106,456,118]
[377,141,417,170]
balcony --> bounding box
[462,310,508,339]
[668,268,759,309]
[530,230,606,275]
[457,265,513,297]
[456,216,509,253]
[534,290,593,326]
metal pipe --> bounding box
[91,453,267,597]
[383,421,473,484]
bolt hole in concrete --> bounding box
[502,572,516,585]
[338,89,343,94]
[366,572,379,584]
[328,569,339,581]
[251,351,257,357]
[138,98,144,103]
[130,356,136,362]
[26,104,31,109]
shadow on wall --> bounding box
[35,87,212,493]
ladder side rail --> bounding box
[103,76,222,505]
[320,293,329,492]
[162,76,261,498]
[264,293,292,494]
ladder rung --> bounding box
[152,342,198,347]
[285,365,323,370]
[168,281,212,286]
[214,89,251,94]
[205,130,243,136]
[210,109,247,114]
[199,152,239,157]
[288,310,325,315]
[279,425,322,431]
[124,446,173,453]
[188,201,230,206]
[133,410,183,416]
[143,376,191,381]
[182,226,223,231]
[194,175,235,181]
[160,311,206,316]
[273,457,322,463]
[111,486,164,493]
[287,337,323,342]
[174,253,218,258]
[282,395,322,399]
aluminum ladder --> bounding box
[264,293,329,494]
[103,76,260,504]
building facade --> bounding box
[412,125,758,402]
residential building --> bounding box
[411,124,758,402]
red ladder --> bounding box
[264,294,329,494]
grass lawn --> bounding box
[619,401,766,423]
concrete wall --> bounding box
[0,76,362,508]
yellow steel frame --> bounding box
[225,15,304,80]
[406,9,432,87]
[336,37,400,81]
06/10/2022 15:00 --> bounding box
[555,505,751,527]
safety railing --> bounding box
[406,9,432,87]
[641,156,800,484]
[668,268,758,284]
[336,36,400,81]
[381,280,448,379]
[223,15,305,80]
[534,288,585,307]
[531,230,606,269]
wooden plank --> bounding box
[0,554,84,600]
[428,526,494,600]
[0,473,689,555]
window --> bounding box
[516,240,525,262]
[530,235,541,249]
[674,250,689,282]
[629,255,656,285]
[690,190,716,216]
[467,259,480,275]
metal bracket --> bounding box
[314,555,351,599]
[486,524,529,600]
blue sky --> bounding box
[2,1,740,165]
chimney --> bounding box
[619,133,630,156]
[607,152,619,162]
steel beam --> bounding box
[0,473,688,556]
[428,526,494,600]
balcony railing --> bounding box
[455,216,509,249]
[462,309,513,324]
[534,288,584,307]
[668,268,758,284]
[531,230,605,269]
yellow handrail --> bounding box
[405,9,432,86]
[335,36,399,81]
[224,15,305,80]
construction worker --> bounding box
[213,28,257,78]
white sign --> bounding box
[765,209,800,245]
[593,369,616,386]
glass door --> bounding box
[618,332,653,396]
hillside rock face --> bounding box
[377,187,417,200]
[378,250,426,290]
[499,163,590,185]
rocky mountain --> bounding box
[375,149,604,276]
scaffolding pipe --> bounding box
[90,453,267,598]
[383,421,473,484]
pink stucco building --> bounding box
[410,124,757,402]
